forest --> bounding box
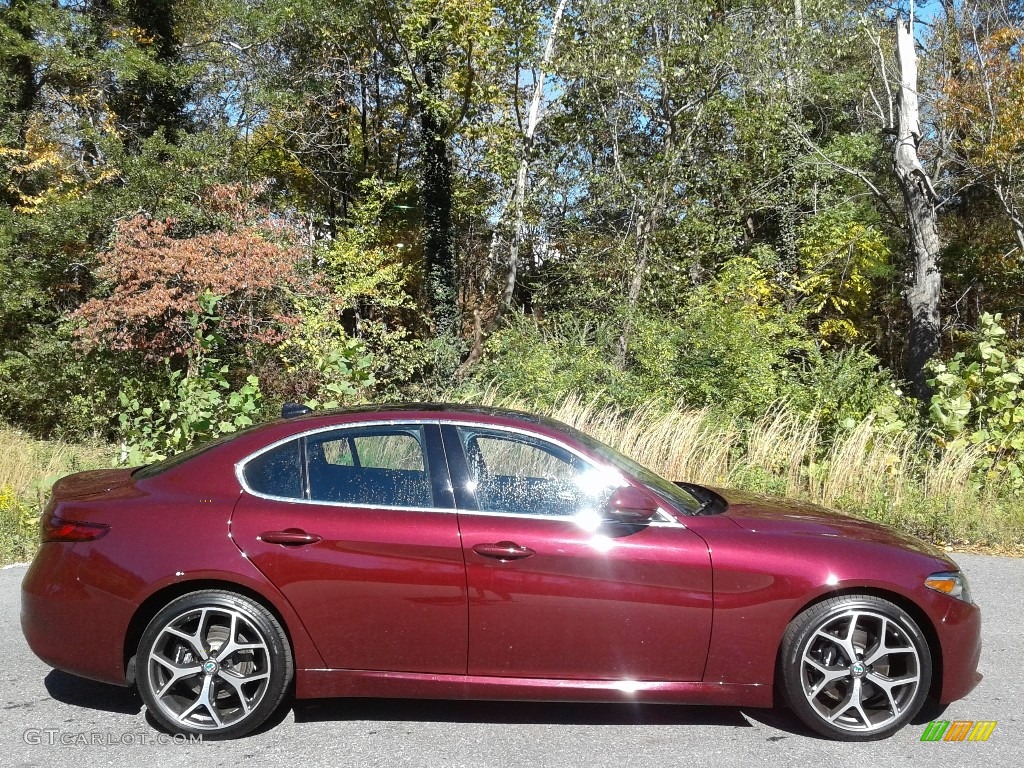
[1,0,1023,558]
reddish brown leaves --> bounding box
[74,210,309,361]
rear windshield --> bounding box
[131,429,256,479]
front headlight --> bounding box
[925,571,972,603]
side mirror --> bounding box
[604,485,659,524]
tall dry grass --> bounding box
[463,390,1022,545]
[0,427,110,501]
[0,427,112,564]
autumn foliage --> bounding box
[74,200,309,361]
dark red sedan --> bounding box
[21,404,981,740]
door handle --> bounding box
[259,529,322,546]
[472,541,535,561]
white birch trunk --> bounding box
[894,17,942,398]
[500,0,569,315]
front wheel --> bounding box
[136,590,293,739]
[779,595,932,741]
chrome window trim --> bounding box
[230,493,680,527]
[234,417,683,526]
[235,420,437,508]
[440,419,680,526]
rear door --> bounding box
[230,422,468,674]
[445,423,713,682]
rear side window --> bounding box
[306,427,432,508]
[242,439,303,499]
[316,432,426,472]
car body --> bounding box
[21,404,981,740]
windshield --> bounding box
[543,418,704,515]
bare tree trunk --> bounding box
[615,213,653,369]
[994,182,1024,254]
[894,17,942,400]
[499,0,569,316]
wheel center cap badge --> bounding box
[203,659,219,675]
[851,662,866,677]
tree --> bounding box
[894,13,942,399]
[111,0,190,145]
[73,188,309,364]
[497,0,568,317]
[0,0,40,152]
[937,4,1024,251]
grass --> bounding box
[0,426,112,565]
[467,391,1024,549]
[2,396,1022,565]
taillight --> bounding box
[41,513,110,543]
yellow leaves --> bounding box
[327,240,415,310]
[2,123,84,214]
[817,318,860,345]
[796,214,891,344]
[111,25,156,46]
[938,25,1024,170]
[709,253,783,319]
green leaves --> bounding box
[115,363,264,466]
[115,296,265,465]
[927,313,1024,491]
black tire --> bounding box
[137,590,293,739]
[779,594,932,741]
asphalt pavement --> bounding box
[1,552,1021,768]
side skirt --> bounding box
[296,669,772,708]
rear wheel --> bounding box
[137,590,293,739]
[779,595,931,741]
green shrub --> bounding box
[0,484,39,564]
[927,312,1024,490]
[664,256,813,420]
[115,293,264,464]
[469,257,906,431]
[116,363,262,466]
[468,314,643,409]
[0,325,124,439]
[277,295,377,408]
[794,346,912,434]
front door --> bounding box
[445,424,713,682]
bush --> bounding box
[116,363,262,466]
[115,294,264,465]
[0,325,124,439]
[794,346,911,434]
[660,256,813,420]
[0,483,38,564]
[276,295,377,408]
[468,257,906,431]
[927,312,1024,491]
[467,314,645,410]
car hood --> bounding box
[711,486,950,561]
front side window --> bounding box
[457,427,618,518]
[306,427,432,508]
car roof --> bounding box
[133,402,560,482]
[279,402,544,425]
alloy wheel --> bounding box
[137,591,292,738]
